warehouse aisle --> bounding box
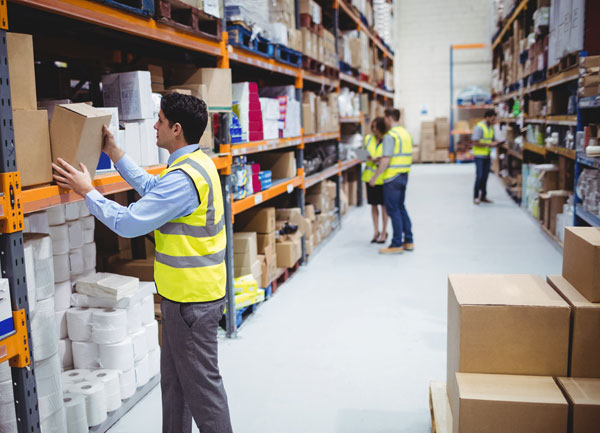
[108,164,562,433]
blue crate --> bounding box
[339,61,354,74]
[274,45,302,68]
[228,24,274,58]
[263,284,272,299]
[93,0,154,17]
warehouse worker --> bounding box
[52,93,233,433]
[369,116,413,254]
[362,119,389,244]
[472,109,500,205]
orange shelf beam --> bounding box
[231,137,303,156]
[232,175,303,215]
[229,47,300,78]
[303,132,340,144]
[0,310,31,368]
[305,164,340,189]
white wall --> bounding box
[393,0,494,144]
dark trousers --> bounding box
[474,156,491,200]
[383,173,413,247]
[161,298,233,433]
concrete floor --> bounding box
[108,164,563,433]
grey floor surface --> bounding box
[107,163,563,433]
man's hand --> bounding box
[52,158,94,197]
[102,125,124,163]
[369,178,376,187]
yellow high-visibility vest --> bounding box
[473,121,493,157]
[154,150,227,303]
[361,134,384,185]
[382,126,413,181]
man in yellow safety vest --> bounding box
[52,93,233,433]
[472,109,501,205]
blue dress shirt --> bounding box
[85,145,200,238]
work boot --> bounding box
[403,243,414,251]
[379,246,404,255]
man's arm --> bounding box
[369,157,391,187]
[471,125,499,148]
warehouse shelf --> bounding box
[491,0,528,50]
[575,204,600,227]
[547,146,575,160]
[229,47,300,78]
[340,115,362,123]
[579,96,600,109]
[232,175,303,215]
[340,158,361,172]
[305,164,340,188]
[546,68,579,88]
[507,148,523,160]
[231,137,303,156]
[546,115,577,126]
[523,142,547,156]
[451,130,473,135]
[524,117,546,124]
[577,153,600,170]
[339,72,393,98]
[540,224,563,248]
[454,105,493,110]
[303,70,339,88]
[303,132,340,143]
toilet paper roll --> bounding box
[144,320,159,351]
[0,361,11,383]
[69,248,84,277]
[63,393,88,433]
[80,204,91,218]
[134,354,150,388]
[141,294,155,325]
[148,347,160,379]
[35,354,64,420]
[54,281,72,311]
[127,302,142,334]
[55,309,68,339]
[81,216,95,231]
[40,406,67,433]
[69,381,107,427]
[72,341,99,370]
[68,221,84,250]
[31,297,58,361]
[85,370,122,412]
[0,379,14,405]
[53,253,70,284]
[47,205,66,226]
[0,399,17,432]
[131,327,148,362]
[49,225,69,255]
[65,202,81,221]
[83,228,94,245]
[66,307,94,342]
[99,337,134,371]
[61,369,90,385]
[25,234,55,300]
[83,242,96,271]
[24,244,36,312]
[24,211,50,234]
[91,308,128,345]
[118,368,136,400]
[58,339,73,369]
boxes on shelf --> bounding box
[12,109,53,187]
[434,117,450,149]
[539,190,570,234]
[235,207,276,234]
[557,377,600,433]
[251,151,296,179]
[420,121,436,162]
[7,32,37,111]
[168,68,232,111]
[233,82,264,142]
[102,71,154,121]
[562,227,600,303]
[275,233,302,268]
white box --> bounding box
[123,121,142,166]
[0,279,13,339]
[101,71,154,121]
[139,119,159,167]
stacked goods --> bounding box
[320,29,338,69]
[548,0,585,67]
[578,56,600,98]
[259,97,281,140]
[251,151,297,181]
[576,169,600,219]
[373,0,393,48]
[523,164,558,218]
[233,232,261,282]
[306,180,337,245]
[420,121,436,162]
[338,88,360,118]
[259,86,301,138]
[299,0,321,62]
[302,92,317,135]
[168,67,233,113]
[275,208,310,268]
[233,82,264,142]
[304,92,340,134]
[342,169,360,208]
[224,0,271,38]
[231,156,273,199]
[538,190,571,235]
[269,0,302,52]
[304,204,317,256]
[233,275,265,309]
[0,361,18,431]
[434,117,450,151]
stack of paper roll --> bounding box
[68,381,107,426]
[63,393,88,433]
[0,361,17,433]
[24,210,50,234]
[24,234,55,300]
[35,354,67,431]
[31,297,59,361]
[85,369,122,412]
[61,369,90,387]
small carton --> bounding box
[235,207,276,234]
[101,71,154,121]
[562,227,600,302]
[557,377,600,433]
[12,110,52,187]
[7,32,37,110]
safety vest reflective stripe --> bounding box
[158,217,226,238]
[155,250,226,268]
[170,157,217,224]
[382,126,413,180]
[473,121,493,157]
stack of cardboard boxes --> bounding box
[578,56,600,99]
[302,91,339,135]
[233,232,261,284]
[275,208,308,269]
[307,180,337,246]
[447,227,600,433]
[420,120,449,163]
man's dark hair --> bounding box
[160,93,208,144]
[484,109,497,119]
[373,117,389,135]
[384,108,401,122]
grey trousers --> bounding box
[160,298,233,433]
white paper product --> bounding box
[54,281,72,311]
[0,361,11,382]
[91,308,128,345]
[85,370,121,412]
[67,221,84,250]
[80,203,91,218]
[40,405,67,433]
[35,353,64,420]
[31,297,58,361]
[130,327,148,362]
[0,379,13,405]
[82,243,96,271]
[134,354,150,387]
[58,338,73,370]
[63,393,88,433]
[52,253,70,284]
[24,211,50,234]
[148,347,160,379]
[0,399,17,433]
[27,234,55,301]
[72,341,100,370]
[69,381,107,427]
[24,244,36,312]
[80,216,95,231]
[141,294,154,325]
[47,205,66,226]
[70,281,154,309]
[61,369,90,386]
[76,273,139,301]
[118,368,136,400]
[55,309,68,339]
[66,307,94,342]
[65,202,81,221]
[83,229,94,245]
[69,249,84,277]
[49,224,69,255]
[144,320,159,351]
[127,302,142,334]
[98,337,134,371]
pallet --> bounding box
[302,55,323,75]
[429,381,452,433]
[274,44,302,68]
[299,14,322,34]
[228,24,274,58]
[271,261,301,294]
[92,0,154,17]
[548,52,580,79]
[155,0,222,40]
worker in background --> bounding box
[369,114,413,254]
[52,93,233,433]
[362,119,389,244]
[472,109,500,205]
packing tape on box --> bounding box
[134,354,150,388]
[81,216,95,231]
[141,294,155,325]
[72,341,100,370]
[85,369,121,412]
[47,205,66,226]
[83,229,94,245]
[65,202,81,221]
[63,393,88,433]
[80,204,90,218]
[25,211,50,234]
[55,309,68,339]
[83,242,96,271]
[119,368,136,400]
[54,280,72,311]
[35,353,64,420]
[68,221,84,250]
[24,244,36,312]
[49,225,69,254]
[31,297,58,361]
[131,327,148,362]
[99,336,134,371]
[0,379,13,405]
[127,302,142,334]
[148,347,160,379]
[91,308,128,345]
[40,406,67,433]
[61,369,90,386]
[68,381,107,427]
[53,253,70,284]
[58,339,73,369]
[67,307,94,342]
[69,248,84,277]
[144,320,159,351]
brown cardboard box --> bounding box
[434,117,450,149]
[434,150,448,162]
[548,275,600,377]
[257,232,276,254]
[539,168,559,192]
[12,110,53,187]
[301,28,313,57]
[168,68,232,111]
[542,191,569,234]
[235,258,261,281]
[302,103,315,135]
[112,259,154,281]
[581,56,600,69]
[253,152,296,179]
[166,84,207,100]
[7,33,37,110]
[235,207,276,233]
[447,274,570,416]
[452,373,568,433]
[276,208,310,235]
[233,232,257,255]
[276,236,301,268]
[288,28,303,53]
[349,38,362,69]
[305,204,316,221]
[258,255,269,288]
[557,378,600,433]
[562,227,600,302]
[50,103,112,179]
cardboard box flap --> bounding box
[449,274,569,307]
[59,103,112,119]
[557,377,600,405]
[547,275,600,309]
[567,227,600,246]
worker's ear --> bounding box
[172,122,183,137]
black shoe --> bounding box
[371,232,379,243]
[376,232,388,244]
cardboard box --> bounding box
[166,84,207,101]
[305,204,316,221]
[276,239,301,268]
[288,28,303,53]
[447,274,570,416]
[302,103,315,135]
[258,255,269,288]
[50,104,112,179]
[235,207,276,234]
[111,259,154,281]
[548,275,600,378]
[301,28,314,58]
[169,68,232,111]
[253,152,296,179]
[101,71,154,121]
[235,258,261,282]
[541,191,569,234]
[452,373,568,433]
[276,208,310,235]
[557,378,600,433]
[233,232,257,255]
[7,33,37,110]
[12,110,52,187]
[257,232,276,254]
[562,227,600,302]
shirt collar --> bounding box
[168,144,199,166]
